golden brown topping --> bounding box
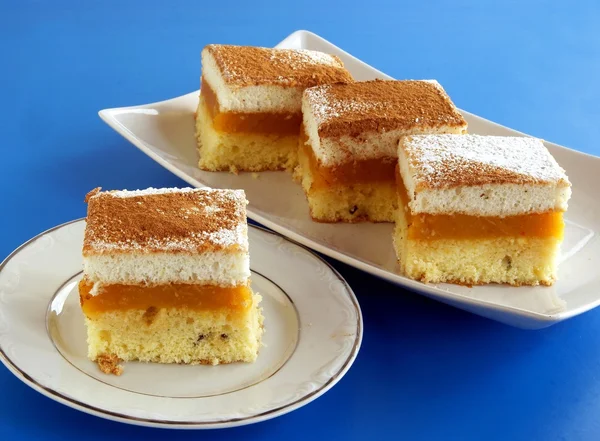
[205,45,354,88]
[83,188,247,255]
[304,80,467,138]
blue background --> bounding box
[2,1,600,439]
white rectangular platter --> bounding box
[99,30,600,329]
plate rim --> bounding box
[0,218,363,429]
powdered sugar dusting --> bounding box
[303,80,466,132]
[404,134,570,188]
[305,84,386,126]
[268,49,339,85]
[206,45,350,88]
[84,187,249,254]
[302,81,468,167]
[269,48,339,69]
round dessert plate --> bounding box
[0,220,362,429]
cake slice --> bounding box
[298,80,468,222]
[79,187,263,374]
[196,44,354,173]
[394,134,572,285]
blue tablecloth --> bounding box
[2,1,600,439]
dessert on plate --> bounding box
[196,44,354,173]
[79,187,263,375]
[394,134,572,286]
[297,79,467,222]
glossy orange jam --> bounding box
[396,168,564,240]
[79,280,252,318]
[300,129,396,190]
[201,78,301,134]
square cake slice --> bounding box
[196,44,354,173]
[79,187,263,375]
[298,80,468,223]
[394,134,572,286]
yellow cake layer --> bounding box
[86,296,263,366]
[393,198,560,285]
[79,279,252,319]
[196,95,298,172]
[296,138,396,222]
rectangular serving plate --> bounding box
[99,30,600,329]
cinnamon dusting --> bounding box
[205,45,354,88]
[83,188,248,255]
[304,80,467,138]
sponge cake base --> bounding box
[393,202,559,286]
[86,294,263,367]
[196,96,298,173]
[296,143,396,222]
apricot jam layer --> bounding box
[301,130,396,191]
[201,78,301,135]
[396,171,564,240]
[79,280,252,318]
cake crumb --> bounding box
[252,172,260,179]
[96,354,123,376]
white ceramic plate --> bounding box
[0,220,362,428]
[99,30,600,329]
